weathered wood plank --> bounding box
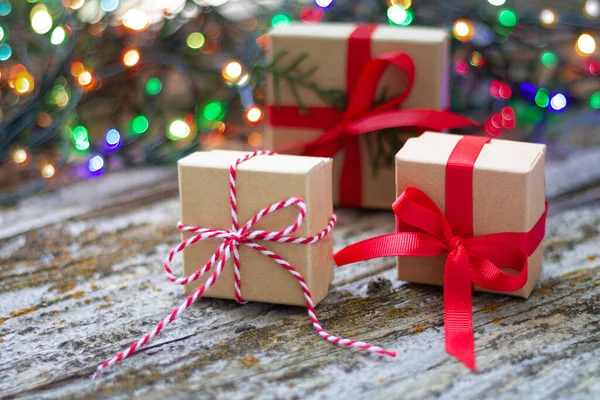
[1,148,600,399]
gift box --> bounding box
[394,132,546,297]
[265,23,475,209]
[334,132,547,369]
[178,150,334,306]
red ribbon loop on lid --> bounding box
[334,138,548,370]
[270,25,478,207]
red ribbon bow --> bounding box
[270,24,478,207]
[334,136,547,370]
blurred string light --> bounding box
[187,32,205,49]
[14,71,34,94]
[455,60,469,75]
[12,148,28,165]
[245,106,263,124]
[122,8,149,31]
[271,14,292,27]
[535,88,550,108]
[203,101,225,121]
[100,0,120,13]
[0,43,11,60]
[470,51,484,66]
[105,128,122,151]
[130,115,149,135]
[584,0,600,18]
[167,120,191,140]
[72,125,90,151]
[41,163,56,179]
[88,154,105,173]
[0,25,5,41]
[540,51,558,68]
[498,9,517,27]
[315,0,334,8]
[0,0,11,16]
[222,60,243,83]
[50,26,67,45]
[31,5,53,35]
[145,77,162,96]
[489,80,512,99]
[487,0,505,6]
[122,48,140,67]
[549,93,567,111]
[63,0,85,10]
[77,70,94,87]
[387,5,413,26]
[539,9,557,27]
[247,132,262,147]
[576,33,596,56]
[590,91,600,109]
[453,19,474,42]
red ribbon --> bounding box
[334,136,547,369]
[269,25,478,207]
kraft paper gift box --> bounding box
[178,150,334,306]
[395,132,546,297]
[265,22,451,209]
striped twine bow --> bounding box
[93,150,395,379]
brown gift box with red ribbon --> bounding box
[266,23,476,209]
[334,131,547,369]
[394,132,546,298]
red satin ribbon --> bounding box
[334,136,547,370]
[269,25,478,207]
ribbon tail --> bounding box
[444,247,476,370]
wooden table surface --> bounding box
[1,142,600,399]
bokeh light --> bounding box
[540,51,558,68]
[77,70,93,87]
[387,5,413,26]
[31,6,53,35]
[549,93,567,111]
[498,9,517,27]
[167,120,191,140]
[453,19,474,42]
[131,115,149,135]
[122,49,140,67]
[589,91,600,109]
[122,9,149,31]
[100,0,120,12]
[584,0,600,18]
[88,155,105,172]
[246,106,263,124]
[145,77,162,96]
[222,61,243,83]
[487,0,505,6]
[15,71,34,94]
[41,163,56,179]
[247,132,262,147]
[187,32,205,49]
[535,88,550,108]
[12,148,28,164]
[315,0,334,8]
[0,43,11,61]
[50,26,67,45]
[576,33,596,56]
[105,128,122,152]
[539,9,557,27]
[271,14,292,27]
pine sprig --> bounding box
[253,50,347,113]
[364,129,417,177]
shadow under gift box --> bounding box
[266,23,450,209]
[178,151,334,306]
[395,132,546,297]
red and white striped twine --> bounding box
[93,150,395,379]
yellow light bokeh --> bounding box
[222,61,243,82]
[246,106,263,124]
[41,164,56,179]
[576,33,596,56]
[12,148,28,164]
[539,9,557,27]
[14,72,34,94]
[122,9,149,32]
[78,70,93,86]
[63,0,85,10]
[122,49,140,67]
[388,0,412,8]
[71,61,85,77]
[452,19,474,42]
[247,132,262,147]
